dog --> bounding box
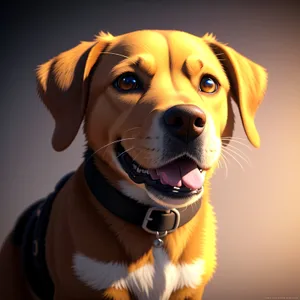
[0,30,267,300]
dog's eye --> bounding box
[199,76,218,93]
[113,73,142,92]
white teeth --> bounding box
[131,161,149,175]
[132,162,149,175]
[173,187,180,190]
[135,167,148,174]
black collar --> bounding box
[84,148,202,235]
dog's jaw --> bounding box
[117,178,205,209]
[109,113,221,209]
[145,184,205,209]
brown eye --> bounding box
[199,76,218,93]
[113,73,142,92]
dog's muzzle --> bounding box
[116,104,207,198]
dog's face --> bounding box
[37,30,267,209]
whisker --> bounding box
[222,145,251,166]
[101,52,132,61]
[222,147,245,172]
[224,142,251,156]
[222,143,252,164]
[220,154,229,179]
[116,146,135,159]
[100,42,154,64]
[221,151,230,166]
[222,136,248,141]
[123,127,141,135]
[217,159,221,169]
[221,138,252,150]
[132,149,144,163]
[180,204,188,213]
[87,137,136,161]
[217,158,223,170]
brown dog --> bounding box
[0,30,267,300]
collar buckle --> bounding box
[142,207,180,235]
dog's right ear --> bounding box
[203,33,267,148]
[36,33,113,151]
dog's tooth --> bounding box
[145,170,149,175]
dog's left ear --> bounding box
[203,34,268,148]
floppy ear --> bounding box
[203,34,268,148]
[36,36,110,151]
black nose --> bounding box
[163,104,206,143]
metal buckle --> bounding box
[142,207,180,235]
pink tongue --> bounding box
[154,159,204,190]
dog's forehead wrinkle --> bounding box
[185,55,204,76]
[137,54,157,76]
[112,53,157,77]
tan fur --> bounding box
[0,29,267,300]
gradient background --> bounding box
[1,1,299,299]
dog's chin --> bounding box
[113,142,206,208]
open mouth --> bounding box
[115,142,205,198]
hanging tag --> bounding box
[153,231,167,248]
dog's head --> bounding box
[36,30,267,209]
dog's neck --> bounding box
[83,147,202,242]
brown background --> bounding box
[0,1,299,299]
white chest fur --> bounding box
[73,248,205,300]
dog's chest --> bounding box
[73,247,205,300]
